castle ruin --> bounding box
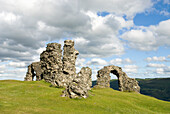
[25,40,140,98]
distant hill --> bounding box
[92,78,170,101]
[0,80,170,113]
[137,78,170,101]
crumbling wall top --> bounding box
[46,43,61,51]
[64,40,74,46]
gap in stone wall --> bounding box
[110,73,119,90]
[33,71,36,81]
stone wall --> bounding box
[40,43,63,83]
[24,62,42,81]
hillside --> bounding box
[93,78,170,101]
[0,80,170,114]
[137,78,170,101]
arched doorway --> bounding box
[110,70,119,90]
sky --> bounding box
[0,0,170,80]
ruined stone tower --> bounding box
[62,40,79,84]
[40,43,63,83]
[51,40,79,87]
[25,40,80,85]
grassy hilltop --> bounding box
[0,80,170,114]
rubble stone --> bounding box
[94,65,140,93]
[62,67,92,98]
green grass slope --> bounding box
[0,80,170,114]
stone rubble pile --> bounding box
[62,67,92,98]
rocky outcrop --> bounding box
[62,67,92,98]
[94,65,140,93]
[40,43,63,83]
[24,62,42,81]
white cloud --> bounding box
[151,19,170,46]
[0,0,153,62]
[167,55,170,58]
[110,58,122,65]
[114,16,134,28]
[121,19,170,51]
[147,63,166,68]
[163,0,170,4]
[78,0,153,18]
[123,65,138,73]
[74,12,125,57]
[74,37,90,45]
[0,64,6,69]
[156,68,164,74]
[76,58,86,67]
[1,0,145,61]
[121,29,157,51]
[0,11,21,24]
[91,67,98,80]
[156,66,170,74]
[145,56,166,62]
[87,58,108,66]
[160,10,170,16]
[8,61,27,68]
[0,61,27,80]
[110,58,133,65]
[124,58,133,63]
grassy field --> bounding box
[0,80,170,114]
